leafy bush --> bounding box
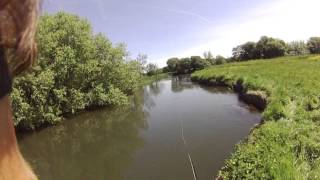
[11,12,141,130]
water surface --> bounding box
[18,77,261,180]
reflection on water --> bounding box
[171,75,195,93]
[18,90,149,180]
[18,76,261,180]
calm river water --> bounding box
[18,76,261,180]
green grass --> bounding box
[191,55,320,179]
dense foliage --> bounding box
[287,41,309,56]
[192,55,320,179]
[11,12,142,130]
[145,63,160,76]
[166,55,224,74]
[166,36,319,74]
[233,36,320,61]
[307,37,320,54]
[233,36,287,61]
[257,36,287,58]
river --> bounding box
[18,76,261,180]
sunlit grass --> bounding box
[192,55,320,179]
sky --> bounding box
[43,0,320,67]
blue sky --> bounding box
[44,0,320,67]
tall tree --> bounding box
[256,36,286,59]
[177,58,192,74]
[232,42,260,61]
[215,55,227,65]
[287,41,309,55]
[307,37,320,54]
[191,56,210,70]
[146,63,158,76]
[203,51,215,64]
[167,58,180,72]
[135,53,148,75]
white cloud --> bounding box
[155,0,320,67]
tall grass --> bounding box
[192,55,320,179]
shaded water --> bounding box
[18,76,261,180]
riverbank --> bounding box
[19,76,261,180]
[191,55,320,179]
[15,72,168,132]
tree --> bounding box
[232,42,260,61]
[203,51,214,60]
[177,58,192,74]
[307,37,320,54]
[191,56,210,71]
[287,41,309,55]
[167,55,211,74]
[136,53,148,75]
[215,55,227,65]
[256,36,286,59]
[146,63,158,76]
[162,66,169,73]
[167,58,180,72]
[203,51,215,65]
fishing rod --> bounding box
[180,119,198,180]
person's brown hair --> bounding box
[0,0,39,76]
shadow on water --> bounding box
[18,76,261,180]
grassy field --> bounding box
[191,55,320,179]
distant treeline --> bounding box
[232,36,320,61]
[12,12,148,130]
[166,36,320,74]
[165,55,227,74]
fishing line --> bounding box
[180,119,197,180]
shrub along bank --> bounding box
[192,55,320,179]
[11,12,143,130]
